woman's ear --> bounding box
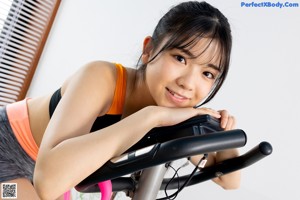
[141,36,153,64]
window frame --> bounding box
[0,0,61,105]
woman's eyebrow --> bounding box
[207,63,221,72]
[180,48,197,58]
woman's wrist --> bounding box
[138,106,162,128]
[215,148,239,162]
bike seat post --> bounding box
[132,163,169,200]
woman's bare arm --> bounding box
[33,61,159,199]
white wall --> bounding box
[28,0,300,199]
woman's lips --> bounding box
[166,88,190,103]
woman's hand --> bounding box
[189,108,241,190]
[218,109,236,130]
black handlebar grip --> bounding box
[160,141,273,190]
[259,141,273,155]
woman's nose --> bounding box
[176,69,197,91]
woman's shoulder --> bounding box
[63,61,120,87]
[80,60,118,75]
[58,61,123,115]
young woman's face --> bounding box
[144,38,221,108]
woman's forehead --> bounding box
[183,38,222,67]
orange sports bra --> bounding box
[6,63,127,161]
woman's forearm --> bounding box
[212,148,241,189]
[34,106,220,199]
[34,107,157,200]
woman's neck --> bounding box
[122,68,155,118]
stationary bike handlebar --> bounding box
[75,115,272,193]
[159,141,272,190]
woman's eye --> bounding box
[175,55,186,64]
[203,71,215,79]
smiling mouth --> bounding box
[166,88,189,100]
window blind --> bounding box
[0,0,60,106]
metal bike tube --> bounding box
[132,164,168,200]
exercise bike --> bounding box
[75,115,273,200]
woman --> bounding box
[0,1,240,199]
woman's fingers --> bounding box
[218,110,236,130]
[219,110,229,128]
[195,108,236,130]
